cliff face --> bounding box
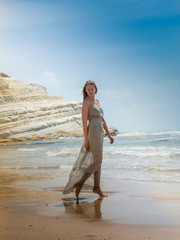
[0,73,53,103]
[0,73,83,142]
[0,73,118,143]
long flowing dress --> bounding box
[63,105,104,194]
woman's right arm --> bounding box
[82,101,89,151]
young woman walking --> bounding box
[63,80,114,199]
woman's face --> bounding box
[85,84,96,97]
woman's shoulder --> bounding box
[96,98,100,105]
[83,98,90,104]
[83,98,91,109]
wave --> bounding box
[117,152,180,158]
[116,131,180,141]
[154,139,169,142]
[14,144,180,158]
[47,150,180,158]
[2,165,179,173]
[118,130,180,137]
[16,148,46,152]
[0,141,62,147]
[102,165,180,173]
[145,166,180,172]
[46,148,79,157]
[1,165,179,171]
[103,147,180,158]
[0,165,73,170]
[121,178,180,184]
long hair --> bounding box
[82,80,98,100]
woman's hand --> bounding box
[109,135,114,144]
[84,139,89,151]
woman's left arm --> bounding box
[102,117,114,144]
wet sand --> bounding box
[0,171,180,240]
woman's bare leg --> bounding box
[74,173,91,199]
[93,168,108,197]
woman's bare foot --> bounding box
[93,188,108,197]
[74,184,82,199]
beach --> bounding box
[0,172,180,240]
[0,131,180,239]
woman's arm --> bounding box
[102,117,114,144]
[82,100,89,150]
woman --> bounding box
[63,80,114,199]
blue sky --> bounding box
[0,0,180,132]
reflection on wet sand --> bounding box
[62,196,103,219]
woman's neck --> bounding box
[87,96,95,101]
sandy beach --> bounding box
[0,171,180,240]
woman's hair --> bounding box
[82,80,98,100]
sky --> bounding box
[0,0,180,132]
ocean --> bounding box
[0,130,180,184]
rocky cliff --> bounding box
[0,73,118,143]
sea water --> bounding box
[0,130,180,183]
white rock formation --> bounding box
[0,73,118,143]
[0,73,83,142]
